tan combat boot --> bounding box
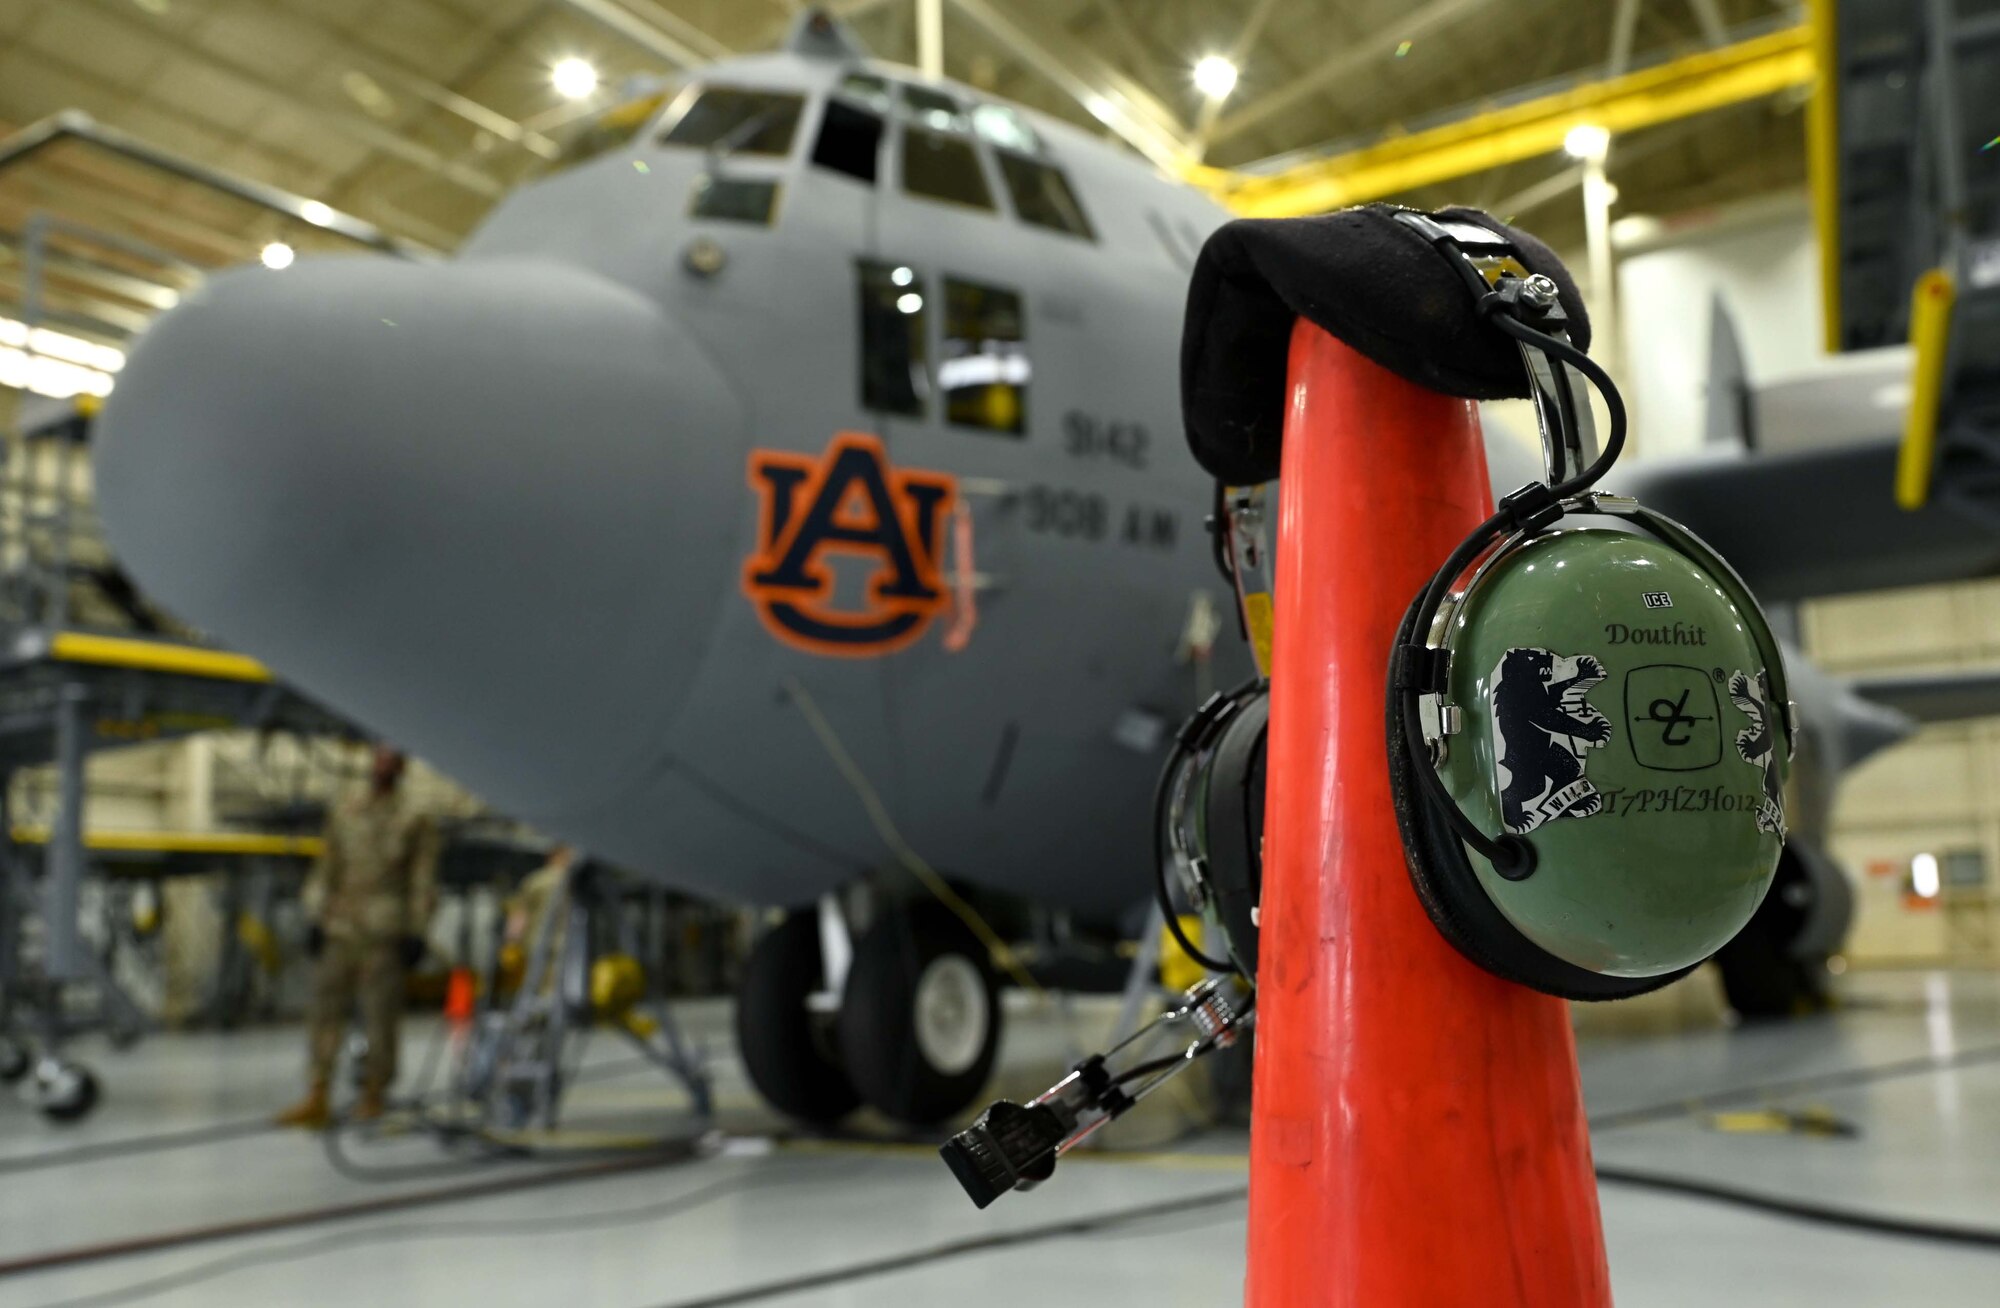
[273,1083,331,1129]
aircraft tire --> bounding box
[1715,846,1833,1020]
[737,910,861,1124]
[839,903,1001,1127]
[1715,941,1828,1020]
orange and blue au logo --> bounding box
[743,432,958,657]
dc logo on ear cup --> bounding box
[1624,665,1721,771]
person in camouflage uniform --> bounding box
[274,746,439,1127]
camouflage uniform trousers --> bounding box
[307,933,405,1092]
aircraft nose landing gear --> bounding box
[736,909,862,1124]
[737,898,1004,1129]
[911,953,991,1079]
[839,902,1002,1126]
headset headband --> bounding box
[1383,208,1798,882]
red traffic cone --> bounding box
[1245,322,1611,1306]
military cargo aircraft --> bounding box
[91,10,2000,1126]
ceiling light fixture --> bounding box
[260,242,295,270]
[1193,55,1239,101]
[1563,123,1611,162]
[552,57,600,102]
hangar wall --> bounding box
[1807,583,2000,964]
[1614,201,2000,965]
[1616,196,1825,459]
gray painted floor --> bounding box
[5,970,2000,1306]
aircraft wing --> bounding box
[1620,439,2000,604]
[1846,669,2000,725]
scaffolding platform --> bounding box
[0,380,367,1120]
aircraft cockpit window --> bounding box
[903,128,996,211]
[658,87,804,157]
[996,152,1095,241]
[840,73,895,115]
[971,105,1040,155]
[690,175,780,225]
[901,85,967,132]
[813,98,885,184]
[941,278,1028,437]
[858,261,930,417]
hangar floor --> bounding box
[4,969,1999,1307]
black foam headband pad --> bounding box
[1180,204,1591,486]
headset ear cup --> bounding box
[1386,593,1696,1001]
[1200,694,1267,978]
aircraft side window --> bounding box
[813,98,884,184]
[858,261,930,418]
[689,175,781,225]
[941,278,1028,437]
[658,88,805,157]
[840,73,895,115]
[995,152,1095,241]
[972,104,1041,155]
[903,128,996,211]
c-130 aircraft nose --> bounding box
[95,256,746,819]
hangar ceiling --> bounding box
[0,0,1809,387]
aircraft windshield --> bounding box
[660,87,806,157]
[902,86,966,133]
[550,92,667,172]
